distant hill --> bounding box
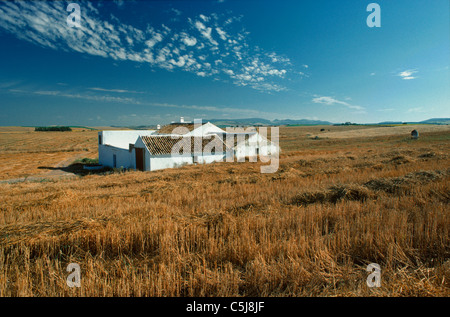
[377,118,450,125]
[419,118,450,125]
[377,121,405,125]
[206,118,333,126]
[113,117,448,130]
[273,119,333,125]
[206,118,272,126]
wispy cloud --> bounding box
[147,102,288,118]
[0,81,22,89]
[397,69,418,80]
[0,1,300,93]
[312,96,365,111]
[30,89,139,104]
[88,87,143,94]
[113,0,125,8]
[7,87,286,119]
[407,107,426,113]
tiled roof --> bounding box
[141,135,229,155]
[214,133,254,148]
[157,123,195,134]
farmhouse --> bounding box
[133,134,231,171]
[98,130,157,169]
[98,118,280,172]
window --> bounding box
[113,154,117,168]
[98,135,102,145]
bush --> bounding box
[35,126,72,132]
[75,158,99,165]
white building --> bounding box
[98,118,280,172]
[133,134,231,171]
[98,130,157,169]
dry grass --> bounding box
[0,127,98,180]
[0,126,449,296]
[308,124,450,139]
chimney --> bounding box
[180,117,184,123]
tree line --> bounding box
[35,126,72,132]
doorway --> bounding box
[135,148,144,171]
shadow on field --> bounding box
[38,163,112,176]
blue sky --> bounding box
[0,0,448,126]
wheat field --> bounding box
[0,126,449,296]
[0,128,98,180]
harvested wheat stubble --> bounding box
[382,155,414,165]
[0,127,449,296]
[290,184,372,206]
[290,169,448,206]
[0,217,109,247]
[364,170,448,194]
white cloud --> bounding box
[223,69,234,76]
[312,96,365,111]
[145,32,163,48]
[171,8,182,16]
[180,33,197,46]
[170,56,186,67]
[398,69,418,80]
[89,87,143,94]
[407,107,426,113]
[30,89,140,104]
[199,14,210,22]
[194,20,218,46]
[0,80,22,89]
[0,2,300,93]
[13,87,283,117]
[215,27,227,40]
[113,0,125,8]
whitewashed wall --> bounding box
[149,156,193,171]
[99,130,156,149]
[196,154,227,164]
[98,144,134,169]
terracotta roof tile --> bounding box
[141,135,229,155]
[157,123,195,134]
